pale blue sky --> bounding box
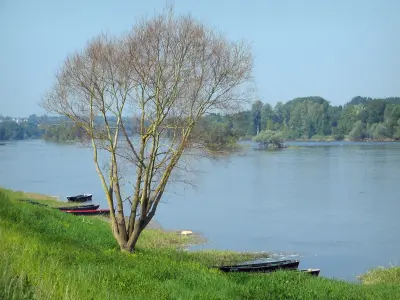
[1,0,399,117]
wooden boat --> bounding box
[300,269,320,276]
[66,194,92,202]
[19,199,48,206]
[64,209,110,216]
[213,260,300,273]
[56,204,100,211]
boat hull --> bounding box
[214,260,300,273]
[19,199,48,206]
[300,269,320,276]
[65,209,110,216]
[67,194,92,202]
[57,204,100,211]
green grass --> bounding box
[359,267,400,285]
[0,267,34,300]
[1,188,400,299]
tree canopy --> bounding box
[223,96,400,142]
[253,130,284,148]
[41,8,254,252]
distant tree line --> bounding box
[0,114,132,142]
[0,114,43,140]
[2,96,400,144]
[201,96,400,148]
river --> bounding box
[1,139,400,281]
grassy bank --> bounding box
[359,267,400,285]
[1,189,400,299]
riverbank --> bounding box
[1,188,400,299]
[291,137,397,142]
[239,136,399,144]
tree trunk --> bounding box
[125,219,147,252]
[119,243,133,253]
[112,232,128,252]
[125,231,141,252]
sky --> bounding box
[1,0,399,117]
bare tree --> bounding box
[41,8,254,252]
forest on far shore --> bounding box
[194,96,400,149]
[1,96,400,147]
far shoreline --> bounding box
[1,136,400,144]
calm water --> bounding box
[1,139,400,281]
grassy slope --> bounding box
[359,267,400,285]
[1,189,400,299]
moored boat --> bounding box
[300,269,320,276]
[67,194,92,202]
[64,209,110,216]
[56,204,100,211]
[213,260,300,273]
[19,199,48,206]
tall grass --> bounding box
[359,267,400,285]
[1,188,400,299]
[0,267,35,300]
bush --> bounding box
[348,120,366,141]
[366,123,390,140]
[333,133,345,141]
[253,130,284,148]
